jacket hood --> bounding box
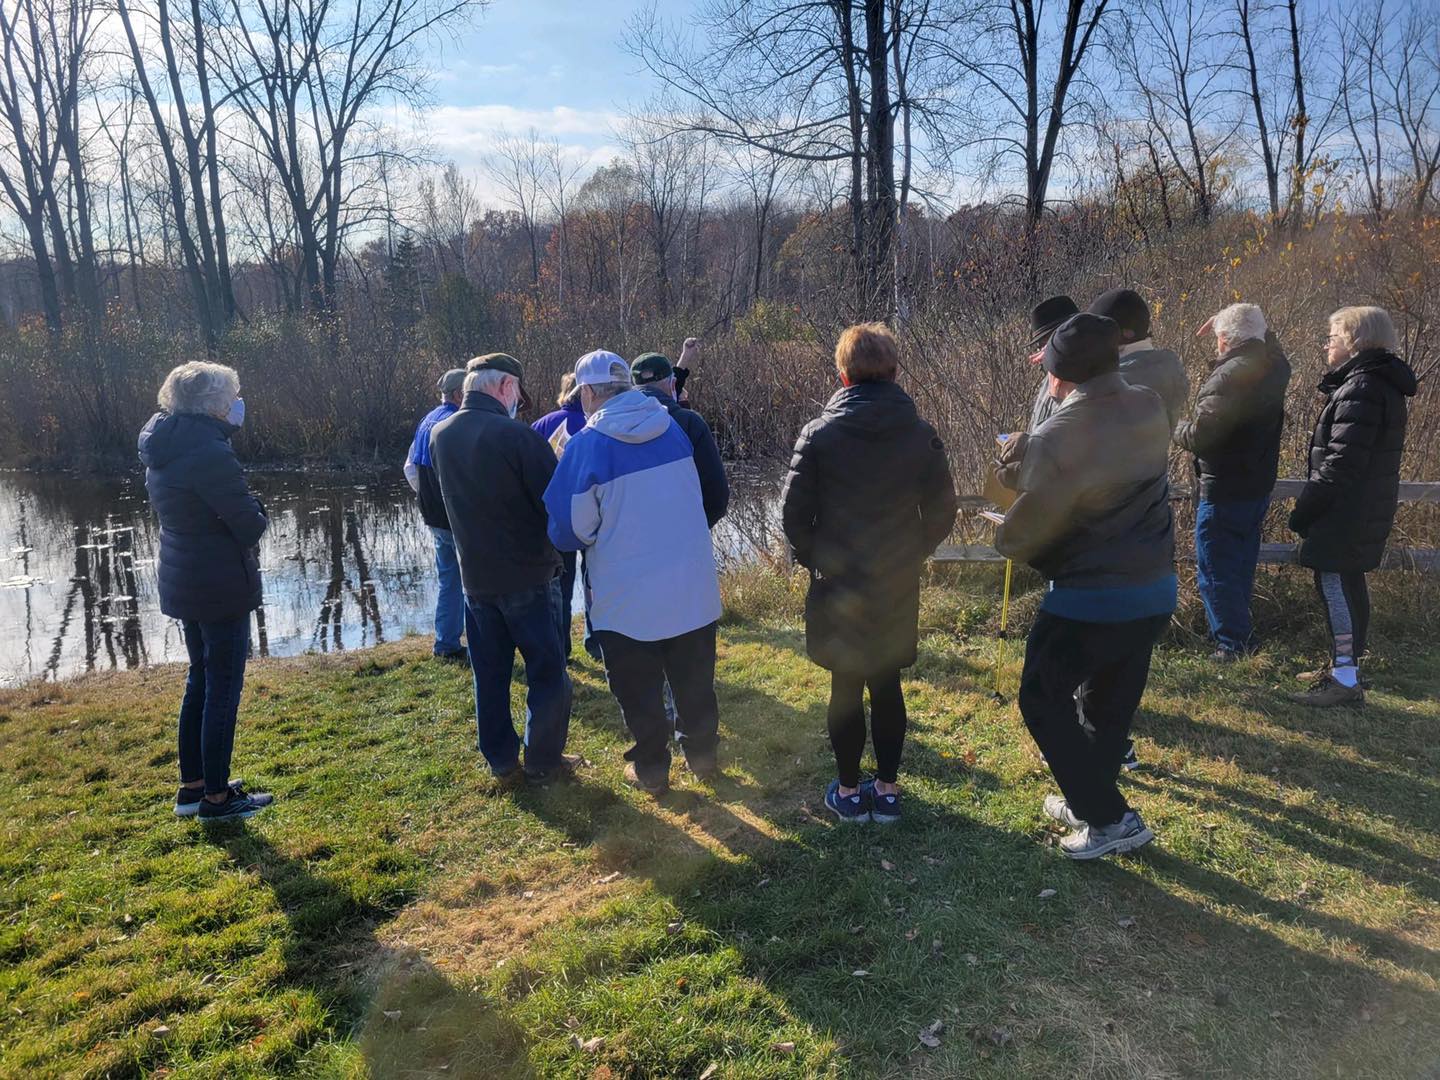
[138,411,234,468]
[590,389,673,443]
[818,380,919,440]
[1322,349,1417,398]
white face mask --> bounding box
[226,396,246,427]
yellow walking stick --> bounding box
[993,556,1013,702]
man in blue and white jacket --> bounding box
[543,350,723,796]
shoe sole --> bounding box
[826,799,871,823]
[174,803,200,818]
[1062,826,1155,860]
[870,811,900,825]
[199,807,263,822]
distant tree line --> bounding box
[0,0,1438,476]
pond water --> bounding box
[0,467,783,687]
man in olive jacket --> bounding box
[430,354,573,783]
[1174,303,1291,661]
[995,313,1175,861]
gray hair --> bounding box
[464,369,514,396]
[585,380,632,404]
[158,361,240,416]
[1212,303,1267,344]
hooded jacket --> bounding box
[1291,348,1417,572]
[543,390,721,641]
[138,411,268,623]
[638,385,730,527]
[429,391,561,598]
[780,381,957,673]
[1173,333,1291,502]
[996,372,1176,620]
[1029,340,1188,434]
[532,399,586,442]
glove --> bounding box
[1288,482,1333,538]
[1287,508,1310,538]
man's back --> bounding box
[998,372,1174,590]
[430,392,560,597]
[544,390,720,642]
[1119,345,1189,433]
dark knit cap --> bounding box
[1042,313,1121,383]
[630,352,673,385]
[1028,295,1080,349]
[1087,288,1151,342]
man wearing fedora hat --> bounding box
[1026,295,1080,432]
[994,313,1176,860]
[404,367,469,663]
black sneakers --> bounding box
[197,787,273,821]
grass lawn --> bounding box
[1,570,1438,1078]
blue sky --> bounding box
[419,0,696,184]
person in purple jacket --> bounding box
[532,373,586,443]
[532,373,589,658]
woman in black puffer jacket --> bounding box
[1287,306,1417,707]
[781,323,957,824]
[139,362,273,820]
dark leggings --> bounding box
[827,669,907,787]
[1313,570,1370,667]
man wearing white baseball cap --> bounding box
[543,349,723,796]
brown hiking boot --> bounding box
[623,761,670,796]
[1287,675,1365,708]
[1297,666,1371,690]
[525,753,585,785]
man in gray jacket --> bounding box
[995,313,1176,860]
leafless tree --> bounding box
[485,126,547,287]
[1112,0,1237,223]
[945,0,1112,228]
[116,0,237,342]
[0,0,101,330]
[212,0,478,313]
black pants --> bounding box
[827,669,906,787]
[1313,570,1369,666]
[1018,611,1168,827]
[595,622,719,779]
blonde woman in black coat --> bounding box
[780,323,957,824]
[1288,307,1416,707]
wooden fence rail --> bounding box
[934,479,1440,571]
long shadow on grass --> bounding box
[1129,771,1440,905]
[1137,706,1440,833]
[198,826,534,1076]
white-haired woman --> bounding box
[1288,307,1417,706]
[139,362,273,819]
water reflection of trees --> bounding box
[1,472,439,684]
[45,522,147,678]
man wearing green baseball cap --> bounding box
[630,350,728,527]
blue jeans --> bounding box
[466,579,572,774]
[178,616,251,795]
[1195,496,1270,654]
[431,527,465,655]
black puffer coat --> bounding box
[780,381,957,674]
[1290,349,1417,572]
[139,412,268,622]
